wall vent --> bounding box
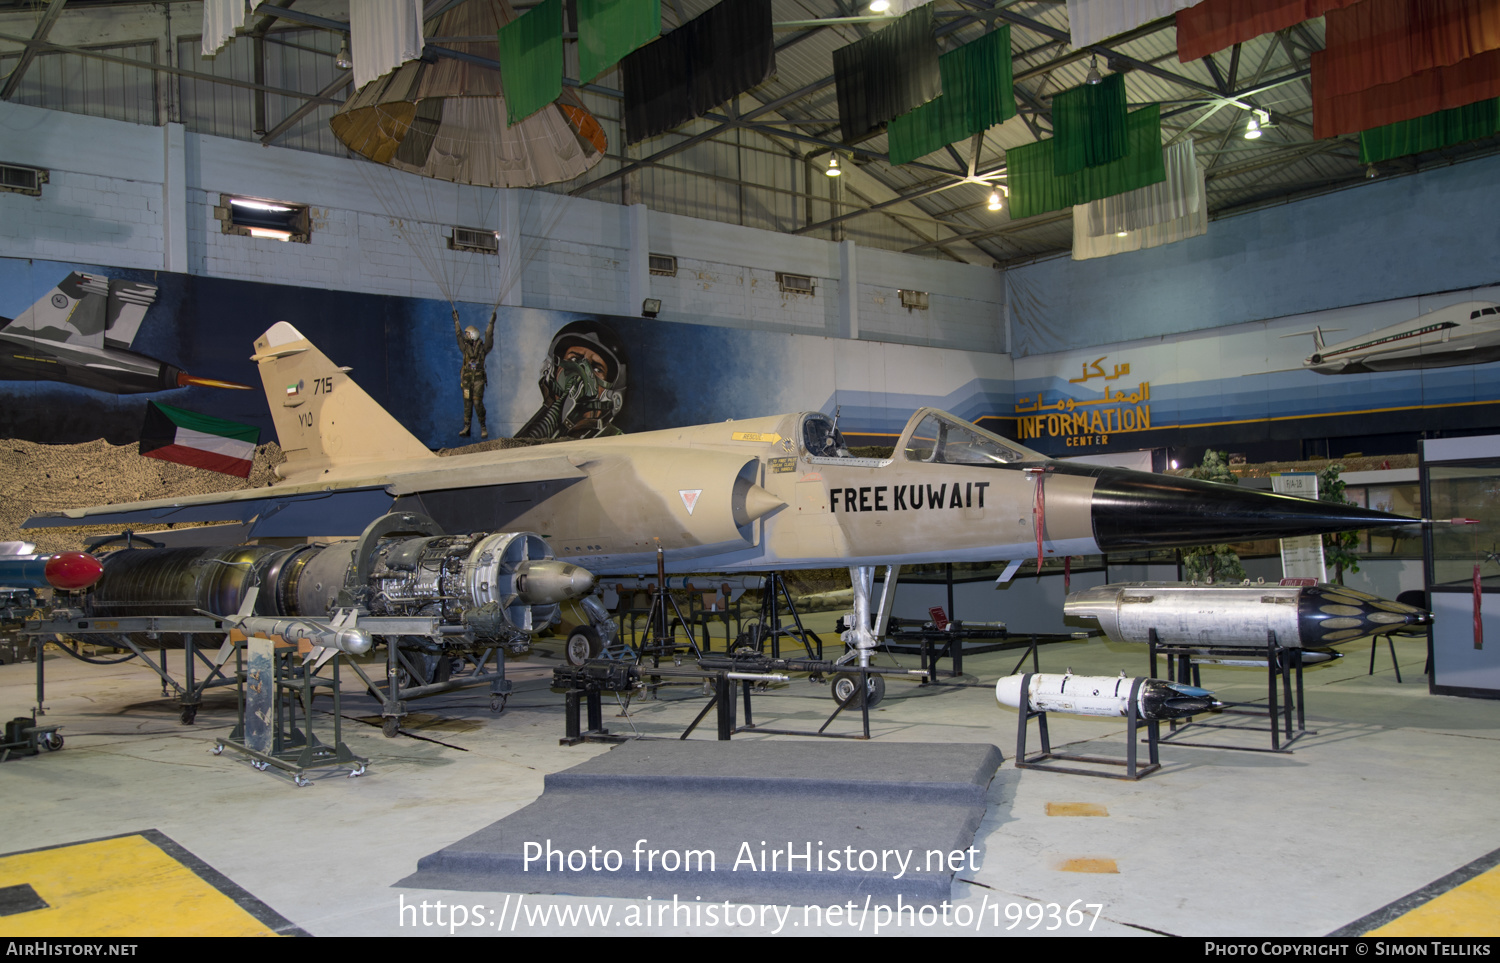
[899,289,929,310]
[648,254,677,277]
[215,194,310,243]
[449,227,499,254]
[0,163,48,197]
[776,272,816,296]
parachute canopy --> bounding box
[329,0,606,189]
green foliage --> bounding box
[1318,462,1361,583]
[1180,450,1248,583]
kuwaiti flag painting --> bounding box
[139,401,260,477]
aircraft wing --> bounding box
[24,452,587,537]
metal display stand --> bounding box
[1012,673,1161,780]
[213,635,366,786]
[1149,628,1310,753]
[743,572,823,659]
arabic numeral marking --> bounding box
[298,411,315,428]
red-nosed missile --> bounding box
[0,551,104,591]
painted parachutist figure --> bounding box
[455,309,497,438]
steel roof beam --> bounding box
[0,0,67,101]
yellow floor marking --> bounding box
[1046,803,1109,817]
[1056,857,1118,874]
[1367,862,1500,937]
[0,835,280,937]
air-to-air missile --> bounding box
[995,671,1220,721]
[0,272,250,394]
[25,323,1422,669]
[1064,582,1433,648]
[0,550,104,591]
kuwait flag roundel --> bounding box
[139,401,260,477]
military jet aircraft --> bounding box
[1288,300,1500,375]
[26,321,1416,666]
[1,271,249,394]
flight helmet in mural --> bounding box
[517,319,628,439]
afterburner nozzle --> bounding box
[514,560,596,605]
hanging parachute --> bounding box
[329,0,606,189]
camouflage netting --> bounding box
[0,436,565,554]
[0,439,287,553]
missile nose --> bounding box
[44,552,104,591]
[995,675,1024,709]
[1079,466,1420,552]
[514,560,597,605]
[336,627,374,656]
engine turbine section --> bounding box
[83,518,594,653]
[360,531,595,648]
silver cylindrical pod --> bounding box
[1064,582,1432,648]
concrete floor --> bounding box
[2,617,1497,938]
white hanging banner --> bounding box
[1066,0,1205,50]
[202,0,250,57]
[351,0,426,90]
[1072,140,1207,260]
[1272,472,1329,583]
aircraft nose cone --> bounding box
[514,560,597,605]
[1080,466,1418,552]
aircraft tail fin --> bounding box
[252,322,435,480]
[1278,327,1343,352]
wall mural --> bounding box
[0,256,1010,451]
[1008,284,1500,457]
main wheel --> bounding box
[564,627,602,667]
[831,672,886,708]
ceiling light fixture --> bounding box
[826,155,841,177]
[1116,230,1128,237]
[988,191,1002,211]
[1365,163,1379,179]
[1085,54,1102,85]
[1245,108,1270,139]
[1244,116,1261,139]
[335,39,353,71]
[869,0,891,11]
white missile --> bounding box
[995,672,1219,721]
[1064,582,1432,648]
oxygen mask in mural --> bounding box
[517,320,627,439]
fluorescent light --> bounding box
[246,227,292,241]
[231,199,293,212]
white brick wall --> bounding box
[1,100,1008,344]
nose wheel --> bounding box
[831,672,885,708]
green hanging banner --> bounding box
[578,0,662,84]
[887,27,1015,167]
[1053,72,1128,175]
[497,0,564,126]
[1359,97,1500,164]
[1008,105,1165,220]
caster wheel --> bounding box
[40,732,63,752]
[293,775,310,788]
[382,717,400,738]
[490,694,508,714]
[211,744,224,755]
[180,706,198,725]
[831,672,886,708]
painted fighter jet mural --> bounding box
[0,272,249,394]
